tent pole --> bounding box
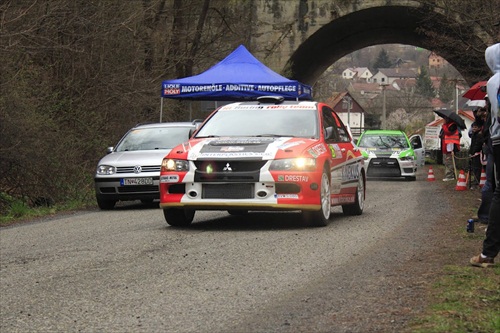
[160,97,164,122]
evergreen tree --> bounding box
[416,66,435,99]
[373,48,392,71]
[438,73,454,103]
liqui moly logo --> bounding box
[163,83,180,95]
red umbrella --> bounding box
[463,81,488,100]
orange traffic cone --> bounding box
[479,167,486,188]
[427,166,435,181]
[455,170,467,191]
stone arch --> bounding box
[283,4,495,86]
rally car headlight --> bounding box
[270,158,316,171]
[96,165,116,175]
[162,159,189,171]
[399,151,415,160]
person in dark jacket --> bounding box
[470,42,500,268]
[468,107,487,185]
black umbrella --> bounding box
[433,108,466,130]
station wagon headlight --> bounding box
[162,158,189,171]
[270,158,316,171]
[96,165,115,175]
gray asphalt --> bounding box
[0,169,448,332]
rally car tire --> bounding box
[342,175,364,216]
[302,169,331,227]
[163,208,195,227]
[96,197,116,210]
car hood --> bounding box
[97,149,172,166]
[170,137,319,160]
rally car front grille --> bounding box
[193,160,266,182]
[367,158,401,177]
[194,170,259,182]
[193,160,266,172]
[202,184,254,199]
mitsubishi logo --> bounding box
[133,165,142,174]
[222,163,232,172]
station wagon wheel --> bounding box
[342,175,364,216]
[163,208,195,227]
[96,197,116,210]
[302,168,331,227]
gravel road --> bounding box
[1,169,451,332]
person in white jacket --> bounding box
[471,42,500,268]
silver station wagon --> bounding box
[94,121,199,209]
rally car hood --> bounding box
[360,147,411,158]
[170,137,319,160]
[98,149,172,167]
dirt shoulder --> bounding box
[396,166,490,332]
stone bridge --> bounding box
[250,0,498,86]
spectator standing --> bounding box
[440,118,461,181]
[470,42,500,268]
[475,99,494,224]
[468,108,487,186]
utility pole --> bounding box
[342,95,352,128]
[380,83,389,129]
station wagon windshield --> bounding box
[196,108,319,138]
[116,127,191,152]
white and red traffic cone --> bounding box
[479,167,486,188]
[427,166,435,182]
[455,170,467,191]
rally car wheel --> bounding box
[302,169,331,227]
[227,210,249,215]
[342,175,364,216]
[163,208,195,227]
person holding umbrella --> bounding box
[437,109,463,181]
[470,42,500,268]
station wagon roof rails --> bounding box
[257,96,285,104]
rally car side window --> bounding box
[335,118,351,143]
[321,106,340,143]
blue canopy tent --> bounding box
[160,45,312,120]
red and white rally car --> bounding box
[159,96,366,227]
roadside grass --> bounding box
[410,265,500,333]
[408,163,500,333]
[0,194,94,227]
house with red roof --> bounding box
[326,91,365,137]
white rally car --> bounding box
[159,96,366,227]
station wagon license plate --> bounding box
[121,177,153,186]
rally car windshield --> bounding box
[195,108,319,138]
[358,135,409,149]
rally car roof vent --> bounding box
[257,96,285,104]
